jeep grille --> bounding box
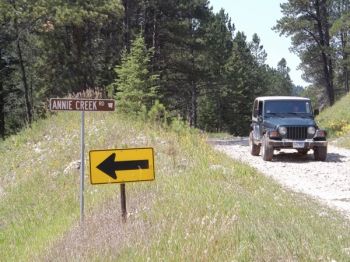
[286,126,308,140]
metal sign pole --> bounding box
[80,111,85,223]
[120,184,127,223]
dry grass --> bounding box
[42,189,156,261]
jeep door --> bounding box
[251,99,263,141]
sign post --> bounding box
[49,98,115,223]
[120,184,127,223]
[80,111,85,223]
[89,148,155,222]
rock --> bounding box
[64,160,81,175]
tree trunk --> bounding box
[123,0,131,51]
[345,69,349,93]
[0,48,4,139]
[344,1,349,93]
[189,19,197,128]
[152,11,157,50]
[152,9,162,75]
[190,80,197,127]
[341,31,349,93]
[15,19,32,125]
[218,95,223,132]
[315,0,335,105]
[0,80,4,140]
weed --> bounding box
[317,93,350,148]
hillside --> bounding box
[317,93,350,148]
[1,112,350,261]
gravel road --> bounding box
[212,137,350,218]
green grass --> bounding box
[317,93,350,148]
[1,111,350,261]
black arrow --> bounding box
[96,153,149,179]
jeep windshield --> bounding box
[264,100,312,116]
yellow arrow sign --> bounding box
[89,148,155,184]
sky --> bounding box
[210,0,308,87]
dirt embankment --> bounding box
[211,137,350,218]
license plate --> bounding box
[293,141,305,148]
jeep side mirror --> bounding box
[314,109,319,116]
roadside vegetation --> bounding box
[1,111,350,261]
[317,93,350,149]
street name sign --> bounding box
[89,148,155,184]
[49,98,115,111]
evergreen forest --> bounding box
[1,0,349,138]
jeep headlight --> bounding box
[278,126,287,136]
[307,126,316,135]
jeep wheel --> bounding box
[262,134,273,161]
[249,131,260,156]
[314,146,327,161]
[297,149,309,155]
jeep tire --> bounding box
[314,146,327,161]
[262,134,273,161]
[249,131,260,156]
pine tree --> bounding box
[275,0,335,105]
[112,35,158,114]
[224,32,257,135]
[249,33,267,66]
[197,9,234,132]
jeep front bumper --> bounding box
[267,139,327,149]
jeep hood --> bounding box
[263,117,316,129]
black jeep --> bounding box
[249,96,328,161]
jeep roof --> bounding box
[255,96,310,101]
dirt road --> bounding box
[212,137,350,218]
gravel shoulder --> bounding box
[211,137,350,218]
